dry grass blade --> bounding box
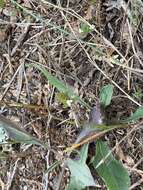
[0,178,5,190]
[0,100,49,110]
[6,159,19,190]
[59,8,141,106]
[64,124,128,153]
[0,63,23,100]
[130,178,143,189]
[1,0,142,188]
[11,25,30,56]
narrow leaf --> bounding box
[67,144,96,190]
[75,122,127,145]
[121,106,143,123]
[0,114,44,147]
[28,64,90,108]
[92,140,130,190]
[65,122,128,153]
[46,160,62,173]
[100,84,113,107]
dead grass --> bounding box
[0,0,143,189]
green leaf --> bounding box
[46,160,62,173]
[80,23,92,34]
[100,84,113,107]
[55,92,69,108]
[0,115,44,147]
[121,106,143,123]
[92,140,130,190]
[67,144,96,190]
[27,64,90,109]
[78,143,89,164]
[0,0,5,8]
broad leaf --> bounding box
[121,106,143,123]
[67,144,96,190]
[0,114,44,147]
[92,140,130,190]
[100,84,113,107]
[28,64,90,109]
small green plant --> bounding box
[27,64,91,109]
[55,92,71,108]
[1,63,143,189]
[24,64,143,190]
[65,84,129,190]
[79,22,93,34]
[0,0,5,8]
[65,84,143,190]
